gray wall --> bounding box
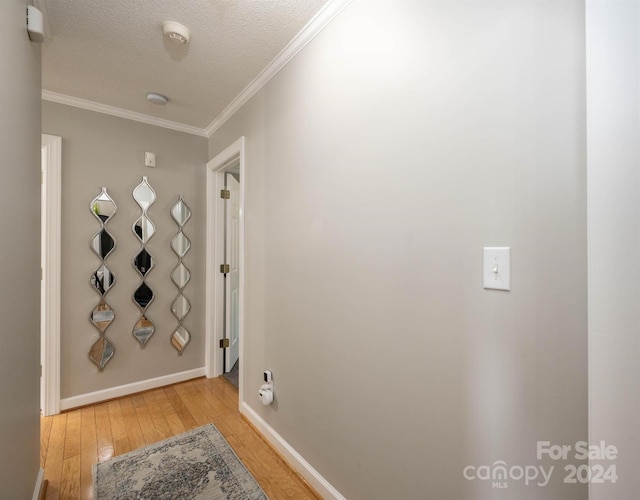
[43,101,208,398]
[0,0,42,495]
[587,1,640,498]
[209,1,587,498]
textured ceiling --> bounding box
[41,0,328,130]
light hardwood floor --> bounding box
[40,377,319,499]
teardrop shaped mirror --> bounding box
[90,300,115,333]
[133,215,155,244]
[90,264,116,296]
[91,188,117,223]
[133,176,156,211]
[133,249,155,277]
[171,197,191,227]
[171,325,191,354]
[133,315,155,346]
[133,282,154,309]
[171,295,191,322]
[171,232,191,258]
[89,336,115,370]
[171,263,191,289]
[90,229,115,259]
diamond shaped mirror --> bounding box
[133,215,155,244]
[90,229,115,259]
[89,336,115,370]
[171,294,191,322]
[91,300,115,333]
[90,264,116,296]
[133,249,155,277]
[171,325,191,354]
[171,197,191,227]
[133,282,154,310]
[171,232,191,258]
[133,315,155,346]
[171,263,191,289]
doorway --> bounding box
[205,137,246,406]
[223,168,240,387]
[41,134,61,416]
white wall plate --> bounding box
[483,247,511,291]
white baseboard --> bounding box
[60,368,205,411]
[240,402,345,500]
[32,468,45,500]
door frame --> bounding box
[41,134,61,416]
[205,137,245,406]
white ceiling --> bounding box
[40,0,330,133]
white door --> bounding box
[40,145,46,412]
[225,174,240,372]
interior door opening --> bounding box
[222,167,240,388]
[205,136,245,405]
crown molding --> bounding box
[203,0,354,137]
[41,0,352,140]
[41,90,208,137]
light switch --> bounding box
[483,247,511,291]
[144,152,156,167]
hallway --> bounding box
[40,377,317,499]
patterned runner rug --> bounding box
[93,424,267,499]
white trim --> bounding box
[205,161,217,378]
[41,91,208,138]
[59,368,205,411]
[241,402,345,500]
[32,468,45,500]
[205,137,246,408]
[41,134,61,417]
[203,0,354,136]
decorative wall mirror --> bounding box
[170,196,192,353]
[89,187,116,369]
[132,176,157,346]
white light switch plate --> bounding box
[483,247,511,291]
[144,152,156,167]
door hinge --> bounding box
[220,264,230,274]
[41,268,43,280]
[220,189,230,199]
[219,338,230,348]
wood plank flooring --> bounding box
[40,377,319,500]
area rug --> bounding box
[93,424,267,500]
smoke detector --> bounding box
[163,21,191,45]
[146,92,168,105]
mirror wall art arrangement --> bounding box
[170,197,192,353]
[87,176,194,370]
[132,176,157,347]
[89,188,117,369]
